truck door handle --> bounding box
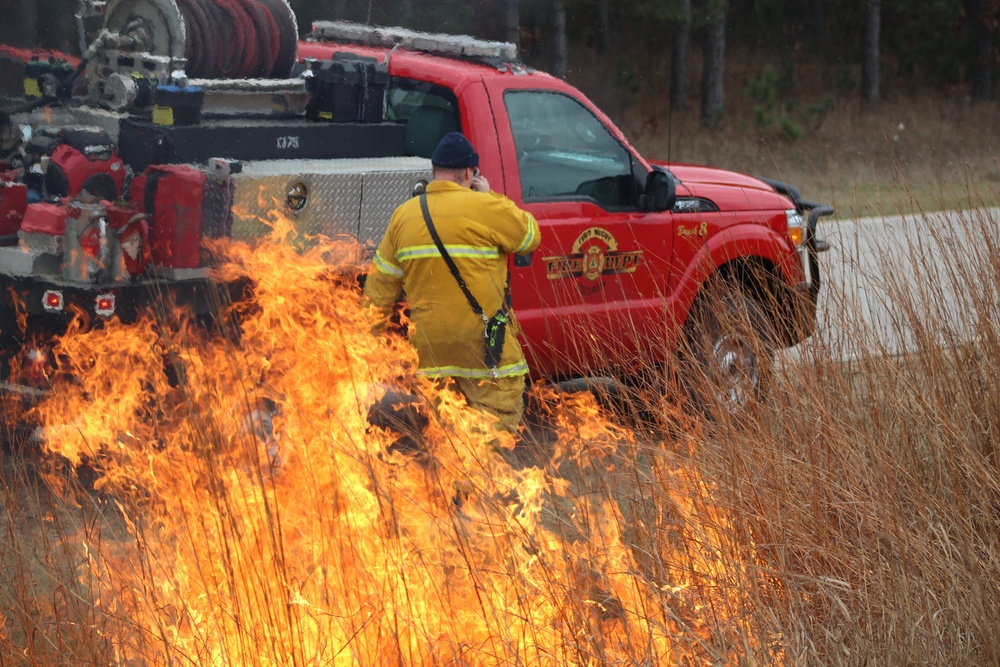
[514,252,533,267]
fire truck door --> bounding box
[491,87,674,378]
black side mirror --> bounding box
[640,167,676,212]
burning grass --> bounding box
[0,216,761,665]
[2,204,999,665]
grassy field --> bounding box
[1,201,998,664]
[627,94,1000,220]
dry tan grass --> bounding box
[2,202,998,664]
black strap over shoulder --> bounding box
[419,192,515,378]
[419,192,488,320]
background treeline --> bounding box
[289,0,1000,120]
[4,0,998,126]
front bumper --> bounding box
[777,200,834,347]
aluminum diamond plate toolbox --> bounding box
[230,157,431,243]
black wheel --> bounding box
[680,287,776,420]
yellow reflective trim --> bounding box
[417,360,530,379]
[373,251,403,277]
[515,215,538,253]
[397,245,500,261]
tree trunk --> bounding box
[595,0,612,54]
[972,30,994,101]
[812,0,825,49]
[670,0,691,111]
[552,0,568,79]
[700,0,727,127]
[861,0,880,108]
[504,0,520,45]
[968,0,996,101]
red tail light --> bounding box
[42,290,64,312]
[95,293,116,317]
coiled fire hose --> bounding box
[175,0,298,79]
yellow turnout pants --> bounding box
[450,375,526,432]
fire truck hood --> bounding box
[663,163,793,211]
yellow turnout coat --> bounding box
[363,180,541,380]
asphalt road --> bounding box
[779,206,1000,365]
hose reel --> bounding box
[101,0,298,79]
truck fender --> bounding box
[673,223,803,330]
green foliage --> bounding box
[742,63,831,141]
[745,64,781,110]
[779,115,804,141]
[744,65,793,138]
[803,95,835,130]
[615,56,643,98]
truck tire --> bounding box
[681,287,776,420]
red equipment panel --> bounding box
[131,165,205,269]
[20,201,67,236]
[0,181,27,236]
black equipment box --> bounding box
[305,53,389,123]
[153,85,205,126]
[117,117,407,172]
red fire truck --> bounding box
[0,0,831,416]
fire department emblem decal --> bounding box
[543,227,643,281]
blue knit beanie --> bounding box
[431,132,479,168]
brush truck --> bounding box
[0,0,831,414]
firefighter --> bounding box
[363,131,541,432]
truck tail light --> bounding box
[95,293,116,318]
[43,290,64,312]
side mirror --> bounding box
[640,167,676,213]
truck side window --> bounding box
[504,90,640,210]
[387,78,461,159]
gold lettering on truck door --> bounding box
[542,227,644,282]
[677,222,708,238]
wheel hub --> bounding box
[711,333,761,412]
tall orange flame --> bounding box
[23,207,772,665]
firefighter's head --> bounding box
[431,132,482,189]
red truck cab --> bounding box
[300,24,831,409]
[0,17,829,416]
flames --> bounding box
[19,210,771,665]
